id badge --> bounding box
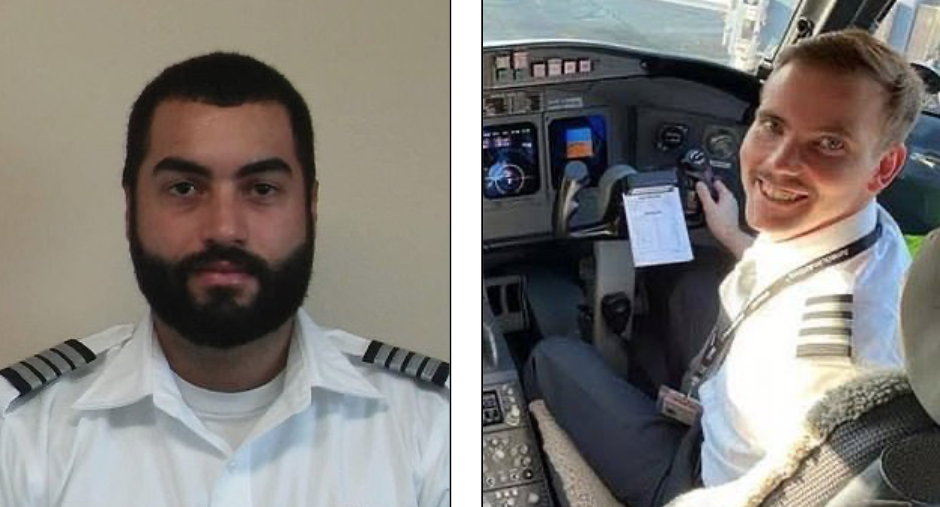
[657,385,702,426]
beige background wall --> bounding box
[0,1,449,363]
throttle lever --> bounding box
[680,148,718,200]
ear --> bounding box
[867,143,907,193]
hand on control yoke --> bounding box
[696,179,753,259]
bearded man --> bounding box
[0,53,450,507]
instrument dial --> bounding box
[485,161,527,196]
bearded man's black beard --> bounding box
[128,215,314,350]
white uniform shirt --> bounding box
[699,203,908,486]
[0,310,450,507]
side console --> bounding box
[484,303,554,507]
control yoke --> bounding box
[553,161,589,238]
[553,161,638,240]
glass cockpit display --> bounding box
[549,115,608,188]
[483,123,541,200]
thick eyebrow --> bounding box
[153,157,211,178]
[151,157,292,179]
[236,158,292,179]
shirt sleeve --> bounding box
[0,413,45,507]
[416,389,450,507]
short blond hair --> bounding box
[774,29,924,148]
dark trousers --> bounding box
[525,337,702,507]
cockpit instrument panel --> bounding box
[548,114,609,188]
[483,123,541,200]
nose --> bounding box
[203,188,247,246]
[766,136,803,174]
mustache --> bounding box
[176,244,268,277]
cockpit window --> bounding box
[876,1,940,114]
[482,0,798,73]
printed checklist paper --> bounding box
[622,186,693,267]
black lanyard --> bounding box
[684,222,883,397]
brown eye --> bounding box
[253,183,277,196]
[168,182,198,197]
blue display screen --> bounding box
[549,115,608,188]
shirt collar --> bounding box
[741,202,878,286]
[73,309,383,412]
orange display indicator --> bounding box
[513,51,528,69]
[547,58,563,76]
[566,127,593,158]
[563,60,577,74]
[578,59,592,73]
[495,55,511,69]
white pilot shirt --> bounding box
[698,202,908,486]
[0,310,450,507]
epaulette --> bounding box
[0,339,98,399]
[0,325,134,415]
[362,340,450,389]
[797,293,854,359]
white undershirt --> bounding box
[174,371,285,451]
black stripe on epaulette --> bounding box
[361,340,450,388]
[799,327,852,337]
[806,294,853,305]
[797,343,852,358]
[0,339,98,397]
[802,311,853,321]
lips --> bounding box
[756,177,808,204]
[192,261,254,285]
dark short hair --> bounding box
[774,29,924,148]
[123,52,316,197]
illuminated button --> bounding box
[507,498,517,507]
[547,59,562,76]
[496,491,503,499]
[527,492,541,504]
[578,59,592,73]
[519,444,530,454]
[522,456,532,466]
[495,449,506,460]
[509,471,519,481]
[513,52,529,69]
[532,63,546,78]
[523,470,534,480]
[495,55,511,69]
[563,60,577,74]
